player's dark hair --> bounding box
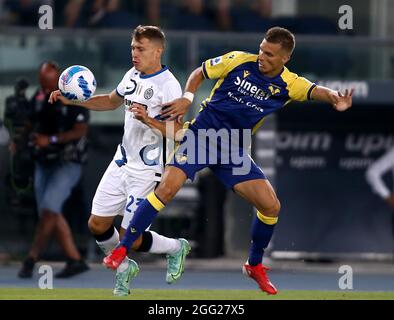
[265,27,295,54]
[132,25,166,49]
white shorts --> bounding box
[92,161,159,229]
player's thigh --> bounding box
[155,165,188,203]
[234,178,280,217]
[120,170,159,230]
[91,162,127,219]
[119,171,164,250]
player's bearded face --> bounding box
[258,40,290,77]
[131,37,162,74]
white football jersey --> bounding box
[113,66,182,180]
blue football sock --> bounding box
[248,211,278,266]
[120,192,165,250]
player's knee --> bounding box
[273,199,281,215]
[261,198,281,217]
[155,182,176,203]
[270,199,281,216]
[88,215,109,235]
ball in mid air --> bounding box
[58,65,96,102]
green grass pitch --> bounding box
[0,288,393,300]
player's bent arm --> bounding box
[185,66,205,94]
[74,90,123,111]
[49,89,123,111]
[144,118,184,141]
[160,67,206,119]
[365,147,394,199]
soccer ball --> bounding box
[58,65,96,102]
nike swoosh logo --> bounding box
[172,251,186,278]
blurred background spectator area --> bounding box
[0,0,364,34]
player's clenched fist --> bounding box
[130,103,148,123]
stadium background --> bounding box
[0,0,393,267]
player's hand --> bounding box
[333,89,354,112]
[32,133,50,148]
[48,90,72,105]
[160,97,191,121]
[386,194,394,209]
[130,103,149,123]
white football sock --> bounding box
[149,231,181,254]
[117,258,130,273]
[96,227,120,255]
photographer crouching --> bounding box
[18,61,90,278]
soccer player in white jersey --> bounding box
[49,25,190,296]
[366,145,394,252]
[366,146,394,209]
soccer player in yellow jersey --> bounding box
[104,27,353,295]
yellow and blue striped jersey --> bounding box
[194,51,316,133]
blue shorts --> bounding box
[34,161,82,214]
[168,127,266,189]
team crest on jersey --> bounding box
[144,88,154,100]
[268,84,281,95]
[175,153,188,164]
[210,56,222,66]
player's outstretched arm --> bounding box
[160,67,205,120]
[311,86,354,111]
[49,89,123,111]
